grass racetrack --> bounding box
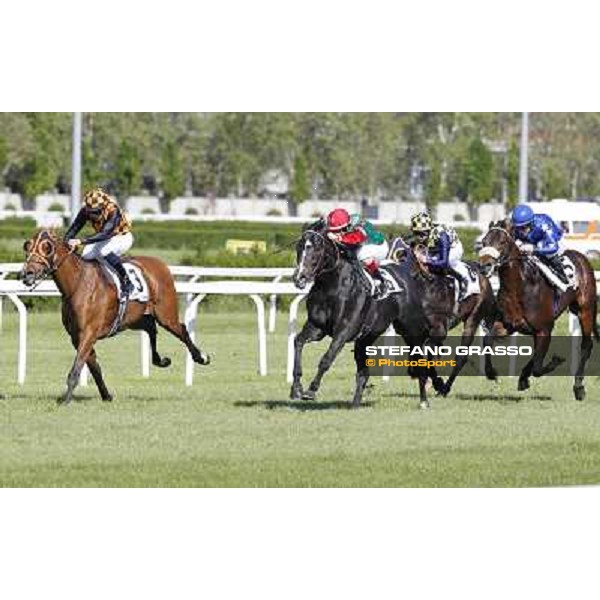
[1,308,600,487]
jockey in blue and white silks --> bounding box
[511,204,572,289]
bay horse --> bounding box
[21,229,210,404]
[291,221,497,408]
[478,220,599,400]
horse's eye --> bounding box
[40,241,54,256]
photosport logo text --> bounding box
[364,336,600,376]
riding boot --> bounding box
[105,252,134,299]
[371,269,387,299]
[364,260,387,299]
[544,254,571,287]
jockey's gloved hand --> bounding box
[520,243,534,254]
[327,232,341,242]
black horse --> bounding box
[291,221,498,408]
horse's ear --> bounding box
[488,221,494,230]
[23,240,31,253]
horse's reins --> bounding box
[479,226,525,269]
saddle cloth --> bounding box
[530,254,578,293]
[455,263,480,302]
[101,260,149,302]
[361,261,404,299]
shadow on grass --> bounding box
[380,391,552,403]
[235,400,374,411]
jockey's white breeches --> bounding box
[81,233,134,261]
[357,241,389,264]
[447,240,470,279]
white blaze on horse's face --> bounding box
[294,238,312,289]
[478,226,510,277]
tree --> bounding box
[505,139,519,206]
[114,140,142,199]
[159,140,185,208]
[289,152,310,214]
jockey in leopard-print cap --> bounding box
[64,188,134,297]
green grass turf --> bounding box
[1,308,600,487]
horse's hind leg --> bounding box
[290,321,325,400]
[351,333,380,408]
[135,314,171,368]
[86,348,113,402]
[573,306,595,401]
[154,303,210,366]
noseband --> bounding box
[24,235,75,288]
[479,226,519,268]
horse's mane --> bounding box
[488,218,513,233]
[302,218,326,233]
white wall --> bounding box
[0,192,23,211]
[125,196,161,215]
[34,193,69,212]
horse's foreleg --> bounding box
[418,373,430,409]
[304,335,348,401]
[439,322,478,396]
[61,335,95,405]
[518,329,563,391]
[86,348,113,402]
[290,321,325,400]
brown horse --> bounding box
[21,229,210,404]
[479,220,599,400]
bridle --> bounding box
[478,226,522,269]
[23,235,75,290]
[296,229,341,279]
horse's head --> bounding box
[478,219,516,277]
[21,229,68,287]
[292,223,338,289]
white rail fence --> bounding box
[0,264,596,387]
[0,264,305,386]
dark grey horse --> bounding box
[290,221,497,408]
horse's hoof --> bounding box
[199,352,211,366]
[57,396,71,406]
[102,394,113,402]
[419,400,430,410]
[154,357,171,368]
[573,386,586,401]
[431,376,446,394]
[517,379,530,391]
[436,382,451,397]
[289,385,303,400]
[302,389,316,401]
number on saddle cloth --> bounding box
[102,260,149,302]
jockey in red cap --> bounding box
[325,208,389,298]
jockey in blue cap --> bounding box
[511,204,572,289]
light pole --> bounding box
[71,112,82,216]
[518,111,529,203]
